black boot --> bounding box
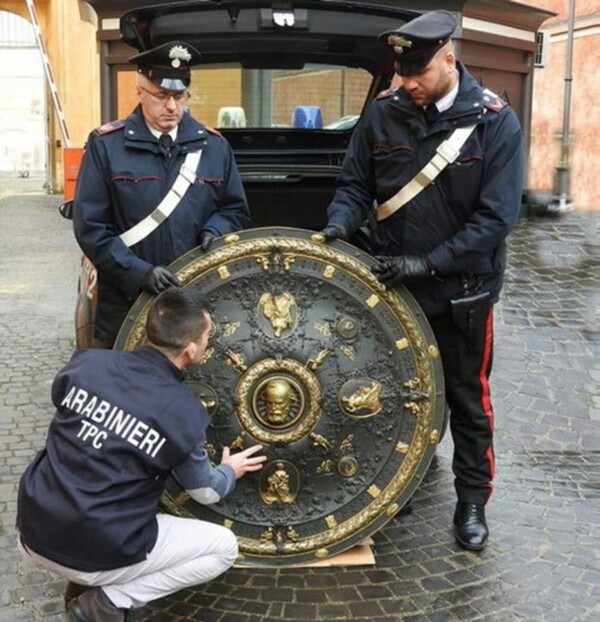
[453,502,488,551]
[64,581,92,610]
[68,587,127,622]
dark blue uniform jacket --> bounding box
[327,63,524,315]
[17,347,234,571]
[73,107,250,340]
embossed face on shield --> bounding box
[263,379,292,424]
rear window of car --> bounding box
[187,63,371,130]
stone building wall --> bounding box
[522,0,599,210]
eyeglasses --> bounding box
[140,86,190,103]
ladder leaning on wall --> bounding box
[23,0,72,149]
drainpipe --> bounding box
[552,0,576,212]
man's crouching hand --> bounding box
[221,444,267,479]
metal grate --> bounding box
[0,10,36,47]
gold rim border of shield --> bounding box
[120,234,439,557]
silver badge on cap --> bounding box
[169,45,192,68]
[387,34,413,54]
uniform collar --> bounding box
[392,62,485,122]
[445,62,486,118]
[429,72,459,114]
[124,106,208,145]
[133,345,185,381]
[145,122,178,142]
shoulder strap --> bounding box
[205,126,223,137]
[376,125,477,222]
[375,88,396,101]
[119,150,202,247]
[482,88,507,113]
[94,120,124,136]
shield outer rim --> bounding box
[114,226,445,566]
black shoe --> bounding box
[396,502,413,517]
[453,502,488,551]
[64,582,92,610]
[68,587,127,622]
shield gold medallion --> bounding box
[114,227,445,565]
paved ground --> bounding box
[0,175,598,621]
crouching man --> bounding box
[16,287,266,621]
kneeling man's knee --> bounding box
[221,527,239,566]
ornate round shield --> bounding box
[114,227,445,565]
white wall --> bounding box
[0,46,45,173]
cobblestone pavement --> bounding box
[0,176,598,621]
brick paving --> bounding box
[0,175,598,621]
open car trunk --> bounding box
[239,164,342,230]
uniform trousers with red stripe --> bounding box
[428,304,496,506]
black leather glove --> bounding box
[199,231,216,251]
[371,255,432,285]
[141,266,181,294]
[319,224,348,242]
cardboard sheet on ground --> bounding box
[235,538,375,568]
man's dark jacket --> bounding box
[327,62,524,315]
[73,107,250,341]
[17,347,234,571]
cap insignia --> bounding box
[387,34,412,54]
[169,45,192,68]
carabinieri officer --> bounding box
[320,11,524,551]
[17,288,266,621]
[73,41,250,348]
